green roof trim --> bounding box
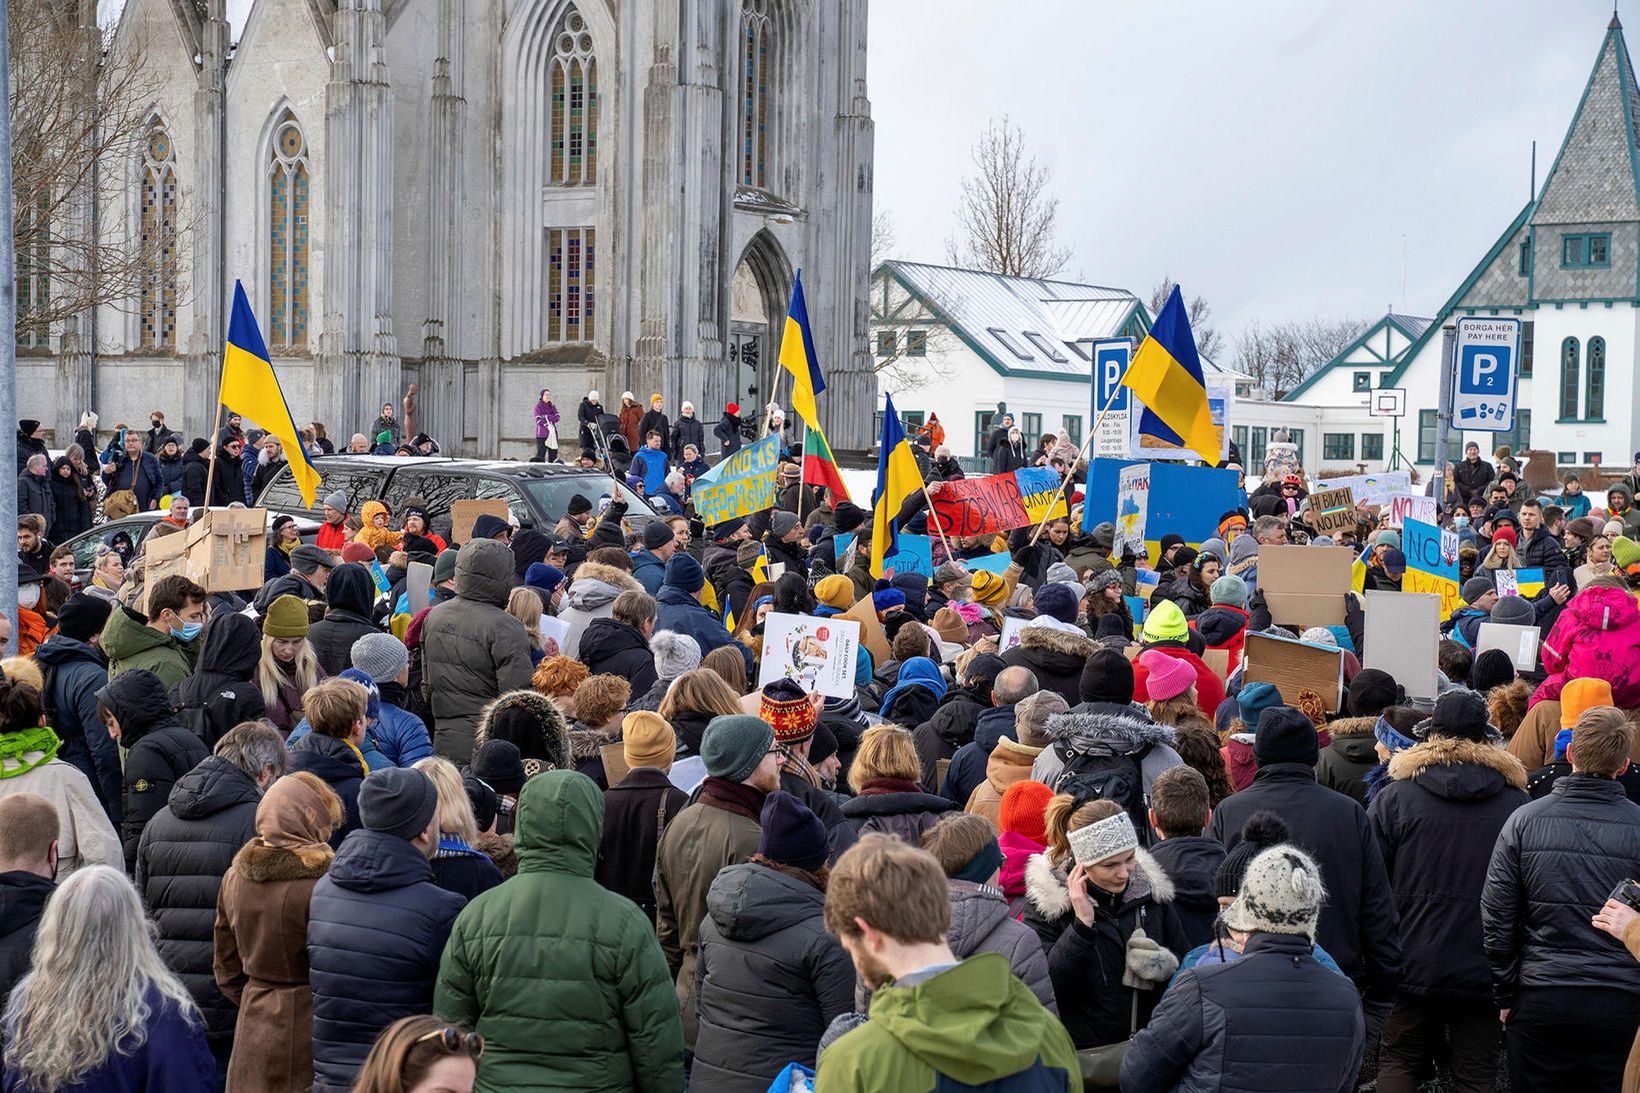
[1281,313,1428,401]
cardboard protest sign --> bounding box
[841,596,891,667]
[143,508,268,613]
[1363,591,1441,699]
[1115,464,1150,558]
[834,532,932,578]
[1202,648,1230,681]
[451,499,510,544]
[692,434,781,525]
[1385,493,1436,530]
[1402,518,1461,618]
[999,616,1027,652]
[931,469,1065,536]
[758,612,863,699]
[1477,622,1542,671]
[1307,486,1356,536]
[1320,471,1410,507]
[1257,545,1353,627]
[600,743,630,788]
[1083,459,1242,557]
[1242,631,1345,713]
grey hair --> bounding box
[213,720,288,783]
[993,665,1041,705]
[25,453,46,471]
[3,866,199,1090]
[1252,515,1286,542]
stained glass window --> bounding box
[544,227,595,343]
[548,8,597,186]
[15,192,49,349]
[269,115,310,350]
[741,0,771,188]
[139,124,179,350]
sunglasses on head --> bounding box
[415,1027,484,1057]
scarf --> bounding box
[0,727,61,778]
[781,751,822,788]
[858,776,923,797]
[435,833,485,860]
[700,777,767,822]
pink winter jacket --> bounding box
[997,830,1044,917]
[1533,586,1640,708]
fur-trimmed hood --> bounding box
[1048,703,1176,757]
[562,562,642,611]
[1023,847,1175,922]
[568,725,610,763]
[474,688,572,772]
[1326,715,1377,738]
[1387,735,1528,799]
[232,839,334,883]
[1015,625,1098,659]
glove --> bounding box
[1123,926,1180,988]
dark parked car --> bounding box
[253,455,665,537]
[57,512,319,585]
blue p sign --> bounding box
[1094,342,1130,411]
[1460,346,1510,393]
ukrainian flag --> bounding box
[778,270,826,431]
[221,281,323,508]
[1123,284,1219,465]
[871,394,922,578]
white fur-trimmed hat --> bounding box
[1068,811,1138,866]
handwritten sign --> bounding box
[692,435,781,525]
[1493,570,1518,597]
[1385,493,1436,530]
[1320,471,1410,507]
[451,499,510,544]
[834,532,933,578]
[932,469,1067,536]
[1115,464,1150,558]
[1307,486,1356,536]
[1403,517,1461,617]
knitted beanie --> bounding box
[357,767,438,841]
[760,679,817,745]
[622,711,676,771]
[972,570,1009,607]
[651,631,703,680]
[1214,810,1289,897]
[1033,582,1079,624]
[1221,844,1327,940]
[1136,650,1195,702]
[1254,705,1319,766]
[814,575,854,611]
[1560,677,1615,729]
[663,553,706,594]
[1469,648,1516,693]
[702,714,775,782]
[1235,682,1283,729]
[999,780,1054,844]
[1079,649,1136,705]
[351,631,409,684]
[1209,574,1248,608]
[263,594,311,639]
[642,521,674,551]
[757,791,829,872]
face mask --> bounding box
[1454,515,1470,529]
[150,418,162,428]
[17,584,39,609]
[170,620,203,642]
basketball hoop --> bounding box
[1369,388,1406,418]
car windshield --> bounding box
[519,476,664,525]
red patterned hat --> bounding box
[760,679,816,744]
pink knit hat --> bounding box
[1137,650,1196,702]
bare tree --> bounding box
[1147,275,1223,361]
[11,2,186,345]
[871,208,898,269]
[1233,316,1367,398]
[945,117,1072,279]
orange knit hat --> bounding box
[999,780,1055,843]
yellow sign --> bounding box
[1404,568,1461,619]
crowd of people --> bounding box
[2,403,1640,1093]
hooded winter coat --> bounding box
[1210,762,1402,998]
[135,756,263,1044]
[0,734,122,879]
[944,879,1056,1013]
[168,613,267,748]
[307,829,467,1091]
[0,870,50,1010]
[1146,834,1227,949]
[1135,642,1226,724]
[577,617,659,696]
[100,603,200,687]
[435,771,686,1092]
[1481,773,1640,1004]
[912,684,990,792]
[1315,715,1379,806]
[209,441,246,506]
[556,561,643,663]
[1192,603,1251,673]
[963,738,1043,825]
[656,583,741,665]
[306,564,382,677]
[471,689,571,781]
[1029,702,1184,805]
[47,457,93,540]
[1001,626,1098,706]
[706,554,755,630]
[1029,848,1190,1049]
[421,540,535,762]
[691,862,855,1092]
[100,668,211,871]
[1369,736,1527,1001]
[1534,585,1640,708]
[1121,931,1366,1093]
[813,952,1079,1093]
[34,634,120,820]
[942,705,1019,808]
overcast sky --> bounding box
[868,0,1619,340]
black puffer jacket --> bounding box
[286,733,367,844]
[1481,773,1640,1004]
[1146,834,1226,949]
[307,563,382,677]
[1121,930,1366,1092]
[0,871,51,1010]
[706,556,755,632]
[134,756,262,1040]
[691,862,854,1092]
[912,685,990,792]
[169,613,267,747]
[1370,736,1527,1001]
[307,829,466,1092]
[1315,715,1378,806]
[839,783,956,843]
[577,617,658,697]
[98,669,211,872]
[1209,763,1402,998]
[1001,626,1098,706]
[1452,456,1494,505]
[179,448,210,506]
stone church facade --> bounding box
[28,0,875,457]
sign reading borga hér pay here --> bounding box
[1451,317,1521,433]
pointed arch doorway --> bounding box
[727,231,792,423]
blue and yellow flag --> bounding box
[871,394,922,579]
[778,270,826,431]
[1123,284,1219,465]
[222,281,322,508]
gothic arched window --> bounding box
[139,123,178,350]
[268,113,311,350]
[549,7,597,185]
[1559,337,1580,421]
[740,0,773,188]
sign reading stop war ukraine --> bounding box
[931,468,1068,536]
[692,434,781,525]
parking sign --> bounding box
[1451,317,1520,432]
[1091,338,1133,459]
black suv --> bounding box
[253,456,666,536]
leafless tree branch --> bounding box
[945,117,1071,279]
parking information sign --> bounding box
[1091,338,1133,459]
[1451,317,1521,432]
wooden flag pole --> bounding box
[921,479,954,559]
[198,370,227,520]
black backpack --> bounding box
[1052,742,1155,845]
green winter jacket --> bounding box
[815,953,1082,1093]
[99,605,199,688]
[434,770,685,1092]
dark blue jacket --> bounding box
[1121,931,1365,1093]
[307,829,466,1092]
[631,549,667,595]
[286,734,367,845]
[0,986,215,1093]
[34,635,119,821]
[655,584,735,660]
[101,449,165,511]
[940,706,1017,806]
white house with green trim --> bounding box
[869,260,1238,466]
[1281,15,1640,480]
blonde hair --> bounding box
[658,668,742,720]
[413,757,478,844]
[258,634,322,713]
[3,866,199,1091]
[506,587,544,652]
[1042,794,1121,868]
[848,725,920,791]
